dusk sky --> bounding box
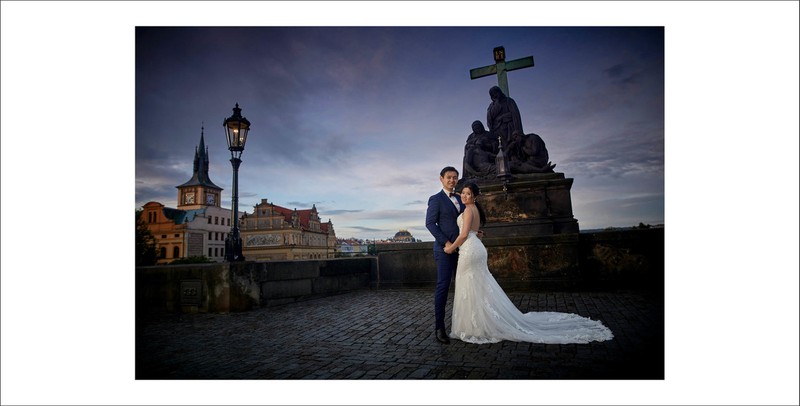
[136,26,664,241]
[2,2,798,405]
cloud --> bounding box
[341,225,386,234]
[574,192,664,230]
[321,209,364,216]
[135,27,665,238]
[561,121,664,179]
[603,62,645,88]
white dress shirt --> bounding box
[444,189,460,211]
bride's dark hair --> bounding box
[462,181,487,226]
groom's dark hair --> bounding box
[440,166,459,177]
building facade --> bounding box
[239,198,337,261]
[390,229,417,242]
[140,128,337,263]
[335,238,370,257]
[141,202,234,264]
[140,128,236,264]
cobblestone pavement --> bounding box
[136,289,664,380]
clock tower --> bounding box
[177,126,223,209]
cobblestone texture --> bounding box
[136,289,663,379]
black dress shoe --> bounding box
[435,328,451,344]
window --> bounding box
[208,232,212,240]
[173,246,180,258]
[208,248,212,257]
[161,235,167,239]
[174,234,179,238]
[159,247,166,258]
[214,248,218,257]
[208,217,212,224]
[215,217,219,225]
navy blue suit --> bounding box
[425,190,464,331]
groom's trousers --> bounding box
[433,249,458,331]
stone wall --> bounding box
[136,228,663,314]
[375,228,663,291]
[136,257,375,314]
[577,228,664,291]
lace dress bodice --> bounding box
[455,213,485,274]
[456,214,479,238]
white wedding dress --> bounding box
[450,214,614,344]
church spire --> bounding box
[200,125,212,182]
[177,125,223,191]
[198,124,206,158]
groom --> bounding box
[425,166,463,344]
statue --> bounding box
[463,86,557,180]
[486,86,523,149]
[463,121,498,180]
[507,131,556,173]
[458,50,579,237]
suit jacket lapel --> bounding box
[441,190,460,215]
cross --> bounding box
[469,46,534,97]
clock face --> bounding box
[184,192,195,204]
[206,194,215,204]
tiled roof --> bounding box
[254,202,329,233]
[161,207,206,225]
[177,129,222,190]
[162,207,186,223]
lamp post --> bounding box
[223,103,250,262]
[495,133,513,198]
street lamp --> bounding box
[495,133,513,199]
[223,103,250,262]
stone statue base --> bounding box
[461,172,580,237]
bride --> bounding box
[443,181,613,344]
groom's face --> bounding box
[440,171,458,192]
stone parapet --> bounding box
[136,258,374,314]
[375,228,663,292]
[136,228,663,314]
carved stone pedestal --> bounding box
[463,172,579,237]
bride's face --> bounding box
[460,187,475,204]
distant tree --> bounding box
[170,256,214,265]
[136,209,158,266]
[634,222,652,229]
